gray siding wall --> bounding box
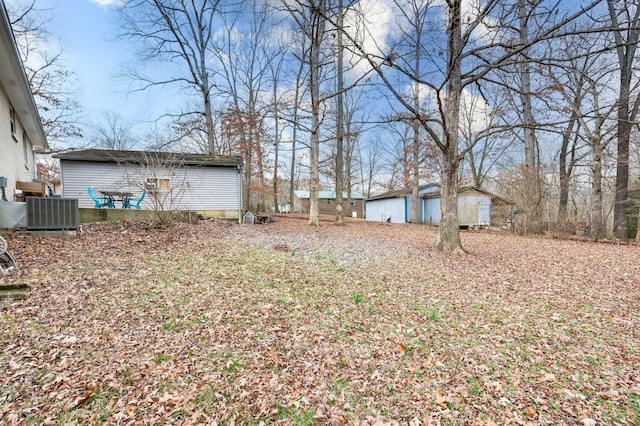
[61,160,240,211]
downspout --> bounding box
[405,196,408,223]
[237,167,242,223]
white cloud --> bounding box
[343,0,396,78]
[89,0,124,7]
[459,88,492,133]
[402,81,492,134]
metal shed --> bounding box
[422,186,508,227]
[367,185,510,227]
[365,184,439,223]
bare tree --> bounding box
[544,30,616,238]
[211,0,286,211]
[458,89,507,188]
[337,0,601,252]
[289,41,308,210]
[358,135,386,198]
[117,0,224,154]
[269,55,287,211]
[118,151,193,224]
[334,0,346,224]
[280,0,330,226]
[7,0,82,146]
[606,0,640,239]
[92,112,140,150]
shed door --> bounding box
[423,198,440,225]
[459,203,478,225]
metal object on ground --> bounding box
[0,236,17,278]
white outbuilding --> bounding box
[367,185,511,227]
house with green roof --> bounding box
[293,190,365,218]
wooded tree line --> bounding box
[8,0,640,251]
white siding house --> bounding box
[0,1,48,200]
[55,150,243,219]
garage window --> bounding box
[145,178,170,192]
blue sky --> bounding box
[31,0,166,135]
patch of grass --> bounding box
[154,353,172,363]
[350,292,363,305]
[627,393,640,420]
[162,320,177,332]
[584,355,600,367]
[277,405,316,425]
[429,307,440,322]
[156,377,173,396]
[466,376,482,396]
[72,386,118,420]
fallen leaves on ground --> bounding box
[1,215,639,425]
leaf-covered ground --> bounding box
[1,215,639,425]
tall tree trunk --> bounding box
[273,82,280,211]
[519,0,536,169]
[558,115,577,225]
[255,118,266,212]
[613,70,631,239]
[519,0,542,231]
[636,204,640,245]
[244,121,253,211]
[590,137,605,240]
[608,0,640,240]
[335,0,345,225]
[203,86,216,154]
[436,146,464,253]
[289,44,305,213]
[308,0,326,226]
[411,9,422,224]
[434,0,464,254]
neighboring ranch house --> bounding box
[55,149,243,219]
[293,190,366,218]
[367,185,512,227]
[0,1,48,200]
[365,184,439,223]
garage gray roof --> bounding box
[54,149,243,167]
[368,184,438,201]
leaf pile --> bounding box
[1,216,639,425]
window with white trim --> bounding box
[145,178,170,192]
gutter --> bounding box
[237,167,242,223]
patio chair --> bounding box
[126,191,146,210]
[87,187,113,208]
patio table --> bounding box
[99,190,134,209]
